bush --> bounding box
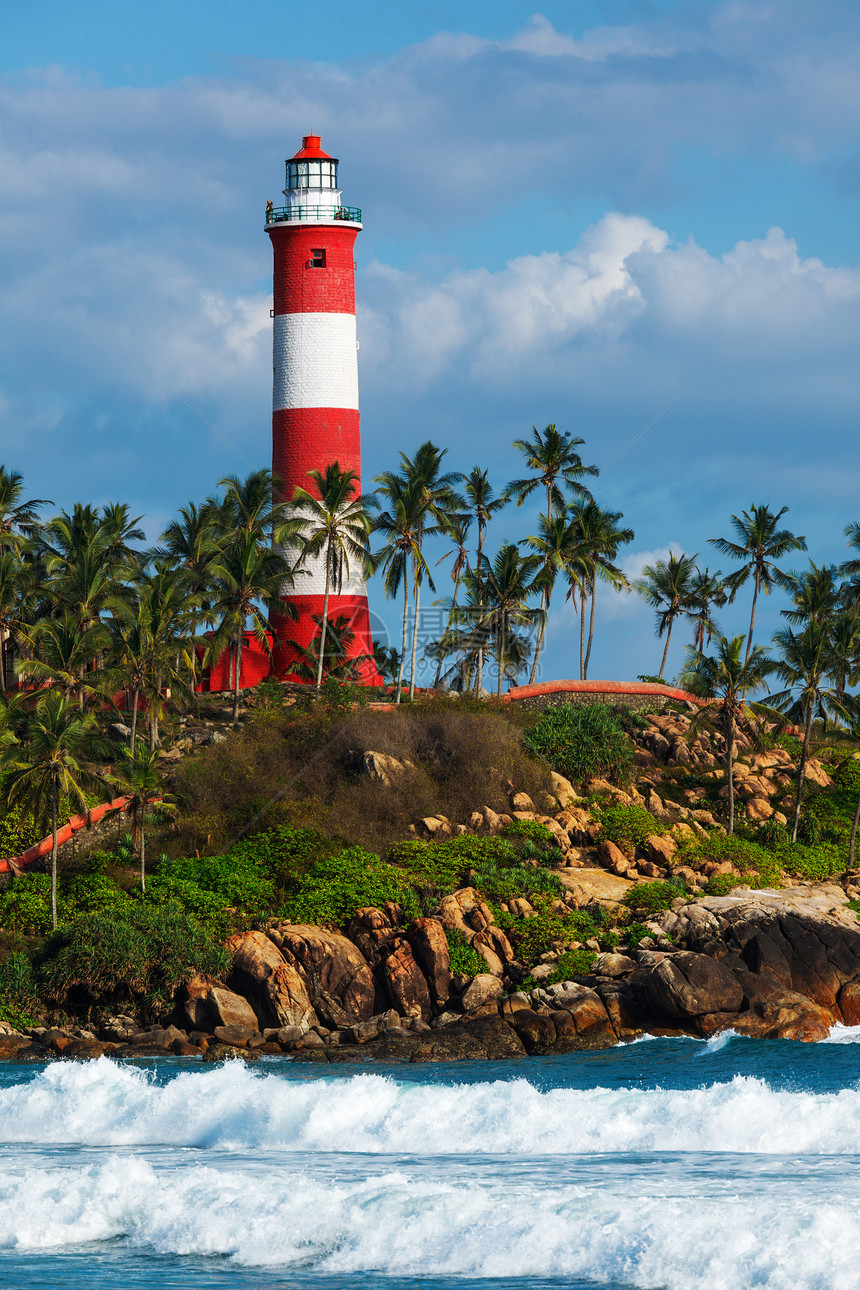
[471,861,562,903]
[780,842,844,882]
[498,895,602,967]
[522,946,598,988]
[704,873,746,896]
[39,900,230,1020]
[595,804,664,856]
[623,921,655,948]
[524,703,633,786]
[444,928,485,977]
[0,875,54,935]
[502,820,556,845]
[281,847,420,927]
[624,879,686,914]
[682,833,783,889]
[0,951,39,1027]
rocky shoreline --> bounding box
[1,880,858,1064]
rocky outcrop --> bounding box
[227,931,318,1031]
[277,925,377,1023]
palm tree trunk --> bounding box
[139,807,146,894]
[849,787,860,868]
[497,611,505,698]
[50,786,58,932]
[529,587,548,685]
[129,689,139,753]
[233,632,244,723]
[0,635,6,694]
[584,575,597,680]
[658,618,674,679]
[396,562,409,704]
[316,546,332,696]
[579,595,586,680]
[409,570,421,700]
[433,580,461,688]
[746,568,761,663]
[792,704,814,843]
[725,712,735,836]
[475,524,485,695]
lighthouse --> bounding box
[266,135,379,682]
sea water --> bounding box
[1,1033,859,1289]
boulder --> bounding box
[643,951,744,1020]
[550,771,578,807]
[508,1007,557,1054]
[279,925,376,1023]
[360,751,415,786]
[594,952,636,978]
[511,791,535,812]
[460,973,503,1013]
[381,940,432,1018]
[597,839,631,875]
[407,917,452,1007]
[179,977,260,1033]
[647,834,677,867]
[227,931,318,1030]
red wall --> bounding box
[198,633,274,693]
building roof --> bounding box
[290,134,335,160]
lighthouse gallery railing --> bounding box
[266,205,362,225]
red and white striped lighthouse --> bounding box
[266,135,379,682]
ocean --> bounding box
[0,1034,859,1289]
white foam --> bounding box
[1,1058,860,1156]
[823,1024,860,1044]
[0,1153,855,1289]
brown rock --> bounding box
[180,978,260,1033]
[597,839,631,874]
[382,940,432,1018]
[228,931,318,1030]
[279,925,376,1023]
[745,797,774,822]
[644,951,744,1020]
[407,917,452,1008]
[460,973,503,1013]
[647,834,677,867]
[511,791,536,811]
[508,1007,557,1054]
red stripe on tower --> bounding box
[266,135,380,683]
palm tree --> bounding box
[432,513,472,687]
[769,622,848,842]
[102,565,197,750]
[525,513,578,683]
[824,606,860,707]
[289,464,375,695]
[462,467,506,692]
[217,469,290,545]
[507,424,597,521]
[0,692,108,929]
[16,613,109,709]
[678,635,776,834]
[372,478,429,702]
[570,502,634,680]
[0,551,35,693]
[709,505,807,662]
[635,551,699,680]
[109,746,174,893]
[479,543,543,696]
[687,567,727,655]
[0,468,50,548]
[779,561,840,629]
[208,532,295,723]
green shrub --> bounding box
[623,921,655,948]
[387,836,515,889]
[682,833,783,888]
[471,861,562,903]
[780,842,844,882]
[39,900,230,1020]
[155,851,277,915]
[523,703,634,786]
[444,927,485,977]
[595,804,664,855]
[498,895,601,967]
[522,946,597,989]
[0,803,43,859]
[704,873,746,896]
[0,951,39,1027]
[281,847,419,927]
[624,879,686,914]
[502,820,556,844]
[0,875,53,934]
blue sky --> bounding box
[1,1,859,685]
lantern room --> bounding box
[285,135,339,192]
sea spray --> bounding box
[3,1057,860,1155]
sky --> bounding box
[1,0,859,686]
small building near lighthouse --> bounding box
[265,134,380,684]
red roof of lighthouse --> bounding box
[290,135,335,160]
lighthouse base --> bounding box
[271,594,382,686]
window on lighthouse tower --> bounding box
[310,248,326,268]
